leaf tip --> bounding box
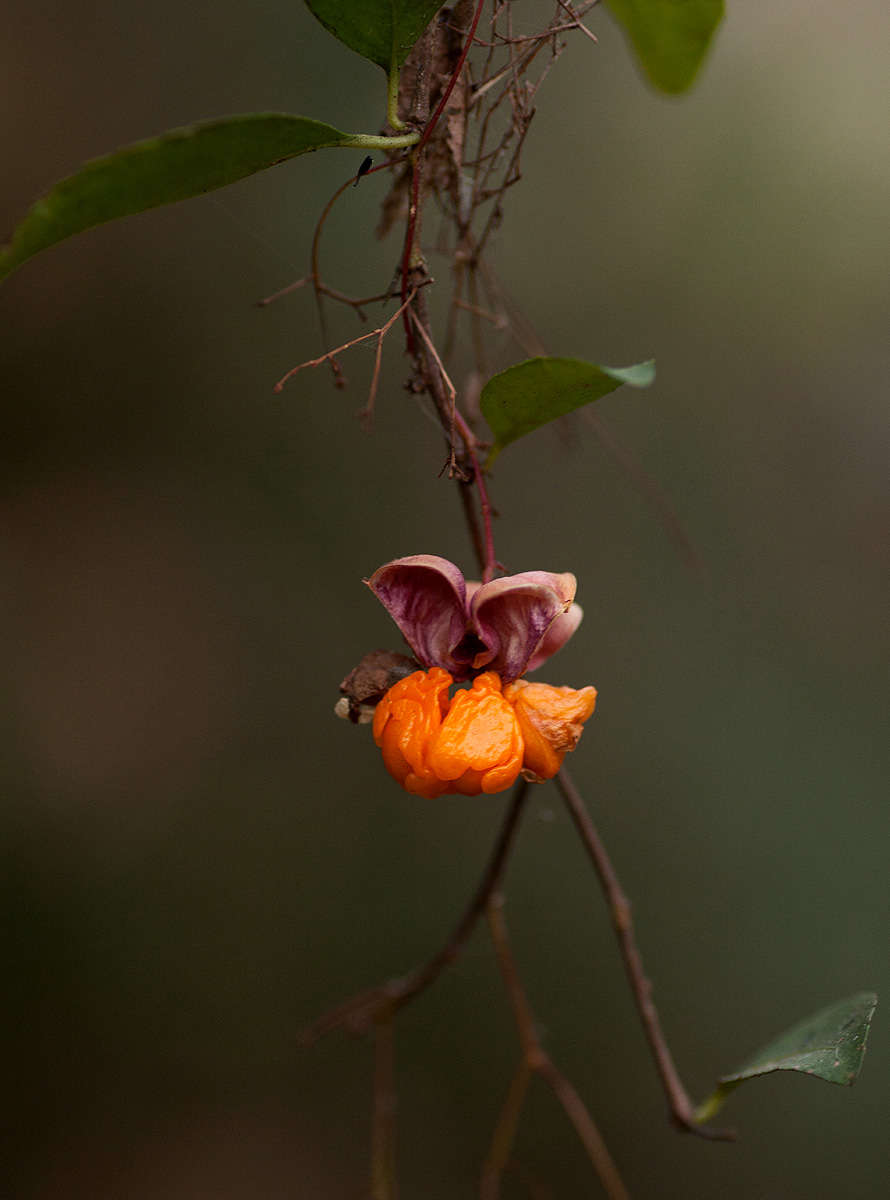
[603,359,656,388]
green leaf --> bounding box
[695,992,878,1124]
[305,0,444,71]
[605,0,724,94]
[0,113,355,282]
[480,356,655,465]
[723,991,878,1087]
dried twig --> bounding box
[409,306,458,445]
[555,0,599,44]
[258,155,407,374]
[257,275,393,318]
[273,288,421,423]
[400,0,489,348]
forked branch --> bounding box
[483,892,630,1200]
[274,287,425,423]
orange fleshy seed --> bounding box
[372,670,596,797]
[373,668,453,798]
[427,673,524,795]
[503,679,597,781]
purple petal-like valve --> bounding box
[367,556,582,682]
[525,600,583,673]
[469,571,577,681]
[366,555,469,675]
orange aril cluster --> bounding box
[373,668,596,798]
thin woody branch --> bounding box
[555,767,736,1141]
[370,1014,399,1200]
[273,287,426,424]
[483,893,630,1200]
[258,155,407,369]
[408,287,496,587]
[257,275,393,318]
[297,782,529,1044]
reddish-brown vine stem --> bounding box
[555,766,736,1142]
[400,0,488,348]
[453,408,498,583]
[371,1013,398,1200]
[297,781,529,1044]
[407,305,498,580]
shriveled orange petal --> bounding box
[427,672,524,796]
[503,679,597,780]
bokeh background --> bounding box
[2,2,888,1196]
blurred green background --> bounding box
[2,2,887,1196]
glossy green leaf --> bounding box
[605,0,724,94]
[480,356,655,465]
[0,114,355,282]
[695,992,878,1124]
[305,0,443,71]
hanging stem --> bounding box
[409,300,498,581]
[370,1011,399,1200]
[453,408,498,583]
[458,477,487,579]
[555,767,736,1141]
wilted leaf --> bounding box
[305,0,444,71]
[480,356,655,465]
[695,992,878,1124]
[605,0,724,94]
[1,113,354,282]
